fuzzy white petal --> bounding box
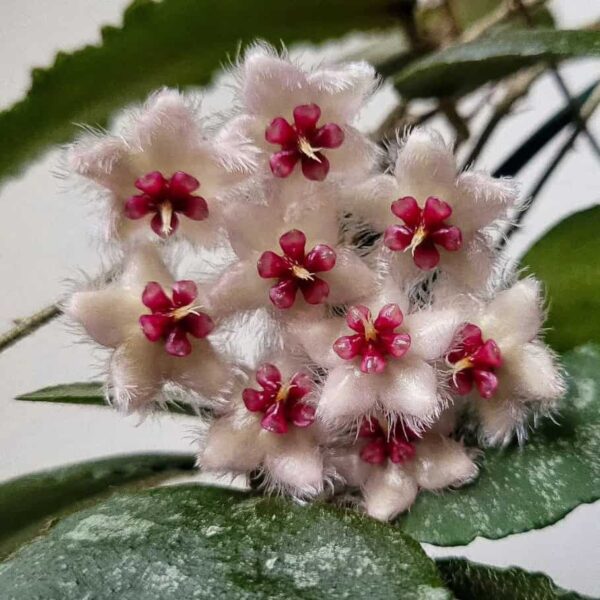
[328,448,371,488]
[287,316,344,369]
[476,397,527,447]
[405,308,463,361]
[264,429,324,497]
[393,128,456,197]
[318,365,378,423]
[409,434,478,490]
[481,278,543,347]
[378,357,441,421]
[324,249,378,305]
[200,413,265,472]
[363,465,418,521]
[206,259,268,316]
[66,287,140,348]
[120,245,174,289]
[108,334,165,412]
[440,233,495,291]
[503,342,566,404]
[453,171,518,234]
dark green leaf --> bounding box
[437,558,588,600]
[493,82,598,178]
[0,0,397,186]
[16,382,199,415]
[0,454,195,559]
[399,344,600,545]
[394,29,600,98]
[0,485,451,599]
[522,207,600,351]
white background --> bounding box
[0,0,599,595]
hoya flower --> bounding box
[206,190,376,317]
[445,278,566,446]
[343,128,518,289]
[198,360,326,497]
[230,44,379,184]
[65,246,231,412]
[68,88,258,244]
[331,416,478,521]
[289,281,462,428]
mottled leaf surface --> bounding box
[522,207,600,352]
[394,29,600,98]
[0,454,195,559]
[399,344,600,545]
[0,485,451,600]
[437,558,588,600]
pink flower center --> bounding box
[383,196,463,270]
[265,103,344,182]
[257,229,336,309]
[242,363,316,434]
[333,304,411,374]
[446,323,503,399]
[124,171,208,238]
[358,417,417,465]
[139,280,214,357]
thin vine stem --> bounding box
[0,304,61,353]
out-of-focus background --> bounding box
[0,0,598,595]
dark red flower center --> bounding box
[139,280,214,357]
[242,363,316,434]
[265,103,344,182]
[384,196,462,270]
[257,229,336,309]
[358,417,417,465]
[446,323,502,399]
[333,304,411,374]
[124,171,208,238]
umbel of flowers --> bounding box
[66,43,565,521]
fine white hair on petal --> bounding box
[318,365,379,423]
[378,357,442,422]
[362,464,418,522]
[65,287,140,349]
[263,430,325,498]
[205,258,269,316]
[503,342,566,405]
[480,277,544,347]
[440,233,496,292]
[324,249,378,306]
[327,447,371,488]
[409,434,479,490]
[199,413,266,472]
[404,307,463,361]
[108,334,165,413]
[120,244,175,289]
[393,127,456,198]
[476,397,529,447]
[453,171,519,235]
[287,316,345,370]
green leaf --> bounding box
[522,207,600,352]
[394,29,600,98]
[16,382,199,415]
[0,485,451,599]
[0,0,397,187]
[437,558,588,600]
[0,454,195,560]
[399,344,600,545]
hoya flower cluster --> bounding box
[66,44,565,521]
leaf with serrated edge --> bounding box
[394,29,600,98]
[399,344,600,545]
[0,485,451,600]
[0,0,397,186]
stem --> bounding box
[462,65,545,169]
[440,99,470,148]
[0,304,61,353]
[502,84,600,243]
